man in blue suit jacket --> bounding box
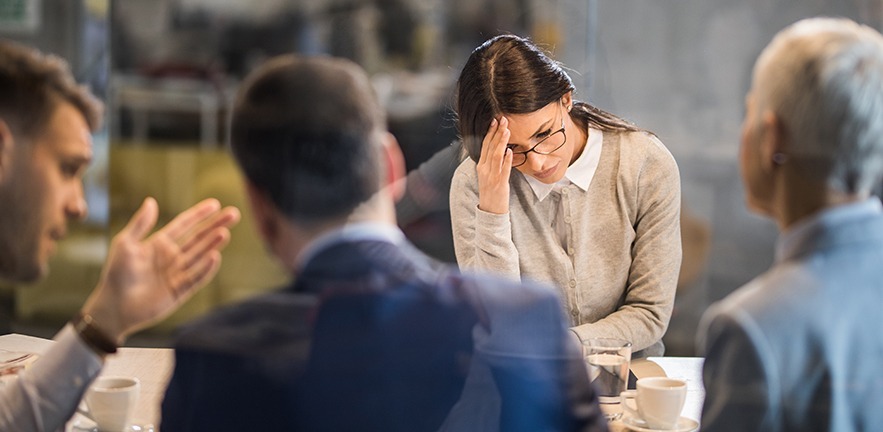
[161,55,606,431]
[699,18,883,431]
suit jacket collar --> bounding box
[776,198,883,262]
[295,222,405,272]
[291,238,445,296]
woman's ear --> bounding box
[561,91,574,112]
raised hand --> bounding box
[81,197,240,344]
[476,116,513,215]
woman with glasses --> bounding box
[450,34,681,357]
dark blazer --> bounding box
[161,239,606,431]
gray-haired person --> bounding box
[699,17,883,431]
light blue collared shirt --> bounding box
[295,222,406,273]
[775,198,883,262]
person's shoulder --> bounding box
[704,267,801,322]
[611,129,664,145]
[451,270,561,307]
[453,155,477,175]
[450,155,479,196]
[702,277,765,325]
[612,130,675,162]
[447,271,569,352]
[698,277,766,357]
[174,286,315,356]
[701,265,818,349]
[605,130,679,184]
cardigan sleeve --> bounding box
[571,134,682,354]
[450,158,521,280]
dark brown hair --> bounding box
[230,55,384,223]
[456,34,639,162]
[0,39,102,138]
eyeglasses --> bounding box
[507,120,567,168]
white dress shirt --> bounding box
[0,324,103,432]
[524,129,603,248]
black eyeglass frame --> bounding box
[508,121,567,168]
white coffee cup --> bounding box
[620,377,686,430]
[81,376,140,431]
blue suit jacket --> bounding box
[162,239,606,431]
[699,200,883,431]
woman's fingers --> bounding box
[502,145,513,179]
[491,117,511,173]
[479,116,511,175]
[479,117,498,164]
[476,116,512,215]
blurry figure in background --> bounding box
[326,0,421,73]
[699,17,883,430]
[394,142,462,261]
[0,40,239,431]
[450,35,682,357]
[446,0,532,58]
[162,54,606,432]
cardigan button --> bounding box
[569,279,577,288]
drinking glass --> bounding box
[582,338,632,421]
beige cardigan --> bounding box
[450,130,682,356]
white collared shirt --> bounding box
[522,129,603,248]
[523,128,603,201]
[0,325,103,432]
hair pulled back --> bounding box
[456,34,639,162]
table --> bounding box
[0,333,173,429]
[1,333,706,431]
[606,357,706,431]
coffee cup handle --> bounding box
[620,390,640,420]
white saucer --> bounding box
[69,418,155,432]
[622,414,699,432]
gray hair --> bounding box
[753,17,883,194]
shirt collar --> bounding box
[524,129,603,201]
[775,198,883,262]
[295,222,406,272]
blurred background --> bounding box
[1,0,881,354]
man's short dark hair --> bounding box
[0,39,103,138]
[230,55,386,223]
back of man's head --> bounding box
[0,39,102,139]
[753,18,883,194]
[230,55,385,224]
